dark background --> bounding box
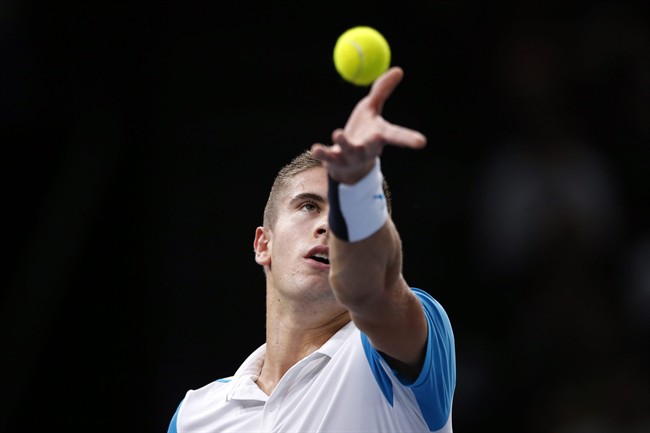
[2,1,649,432]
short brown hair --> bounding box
[263,149,392,228]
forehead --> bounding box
[280,166,327,202]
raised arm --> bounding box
[311,67,428,380]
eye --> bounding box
[299,201,320,213]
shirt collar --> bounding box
[225,344,267,402]
[315,320,356,358]
[225,321,357,402]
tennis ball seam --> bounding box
[348,40,365,84]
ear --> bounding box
[253,226,271,266]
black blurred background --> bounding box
[1,1,649,432]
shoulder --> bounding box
[183,377,233,404]
[407,287,455,431]
[411,287,448,314]
[167,378,233,433]
[411,288,454,334]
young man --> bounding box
[167,66,456,433]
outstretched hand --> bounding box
[311,66,427,184]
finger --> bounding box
[333,130,355,151]
[311,143,340,163]
[331,128,344,143]
[311,142,330,159]
[366,66,404,112]
[382,124,427,149]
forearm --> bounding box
[311,66,429,373]
[328,220,404,308]
[326,155,406,304]
[328,219,427,374]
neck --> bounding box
[256,286,350,395]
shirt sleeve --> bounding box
[167,399,183,433]
[360,287,456,432]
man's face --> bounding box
[255,167,333,302]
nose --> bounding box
[314,217,329,239]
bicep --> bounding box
[349,279,428,380]
[361,289,456,433]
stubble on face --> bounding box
[266,168,337,305]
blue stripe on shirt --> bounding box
[361,287,455,431]
[167,400,182,433]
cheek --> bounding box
[271,224,305,259]
[270,229,293,259]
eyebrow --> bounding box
[288,192,326,207]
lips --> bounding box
[310,252,330,265]
[306,246,330,265]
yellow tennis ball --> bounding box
[333,26,391,86]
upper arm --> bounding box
[361,289,456,431]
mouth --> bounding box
[309,252,330,265]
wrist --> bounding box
[328,158,388,242]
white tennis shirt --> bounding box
[168,288,455,433]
